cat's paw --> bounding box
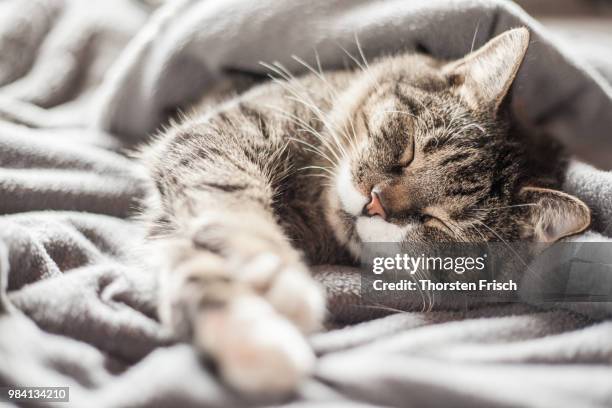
[195,295,315,396]
[239,253,326,333]
[156,247,321,396]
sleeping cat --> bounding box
[140,28,590,395]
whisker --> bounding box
[291,54,341,101]
[360,303,409,314]
[262,56,359,167]
[262,102,344,166]
[474,220,529,268]
[298,165,336,177]
[470,20,481,54]
[469,203,538,212]
[354,32,371,72]
[285,95,349,158]
[287,137,336,166]
[264,61,350,159]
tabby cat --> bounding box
[140,28,590,395]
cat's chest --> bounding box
[273,177,351,265]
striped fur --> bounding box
[139,28,590,395]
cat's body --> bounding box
[140,28,590,395]
[147,70,357,264]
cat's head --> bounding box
[325,28,590,257]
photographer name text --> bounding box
[372,279,517,292]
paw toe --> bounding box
[267,268,326,333]
[199,296,315,396]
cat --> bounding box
[139,28,590,395]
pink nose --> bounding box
[366,191,387,219]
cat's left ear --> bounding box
[518,186,591,243]
[443,27,530,114]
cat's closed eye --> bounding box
[387,143,413,174]
[398,134,415,168]
[389,164,405,175]
[421,213,452,234]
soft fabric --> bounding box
[1,0,612,407]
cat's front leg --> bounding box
[153,210,325,396]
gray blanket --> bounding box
[1,1,612,407]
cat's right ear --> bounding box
[443,28,530,115]
[517,186,591,243]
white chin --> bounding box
[355,216,412,243]
[335,159,368,216]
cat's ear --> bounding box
[518,187,590,243]
[443,27,530,114]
